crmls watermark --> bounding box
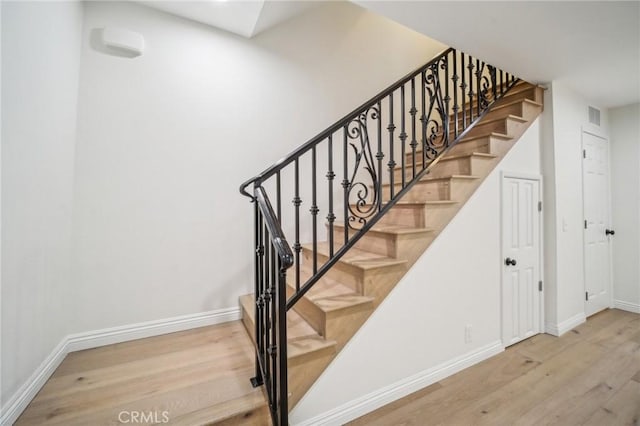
[118,411,170,424]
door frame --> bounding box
[500,171,544,347]
[581,128,614,315]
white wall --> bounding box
[291,119,542,424]
[1,0,83,408]
[542,81,610,334]
[70,1,445,331]
[610,103,640,312]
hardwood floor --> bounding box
[349,308,640,426]
[16,321,270,425]
[16,309,639,425]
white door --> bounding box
[583,132,612,317]
[502,176,541,347]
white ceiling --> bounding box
[354,1,640,109]
[139,0,321,38]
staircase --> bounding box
[239,47,543,424]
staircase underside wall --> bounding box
[290,119,542,425]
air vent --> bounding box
[588,106,601,126]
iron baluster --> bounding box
[444,51,450,146]
[410,77,417,179]
[327,135,335,258]
[376,100,383,209]
[311,146,318,274]
[293,159,301,292]
[452,49,459,140]
[276,259,288,425]
[467,56,474,122]
[342,126,349,245]
[400,84,407,188]
[421,70,427,169]
[476,59,481,117]
[461,53,466,129]
[388,93,396,200]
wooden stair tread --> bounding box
[474,114,528,126]
[169,388,267,425]
[459,131,512,143]
[394,152,497,172]
[492,97,543,111]
[312,294,375,313]
[502,83,541,98]
[404,132,511,157]
[240,294,319,341]
[302,242,407,270]
[382,174,478,188]
[441,152,498,161]
[421,174,479,182]
[241,294,338,362]
[333,221,433,235]
[288,265,355,300]
[288,335,336,361]
[395,200,458,206]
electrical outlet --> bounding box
[465,325,472,344]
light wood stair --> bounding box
[239,81,544,413]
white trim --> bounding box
[292,341,504,426]
[66,307,240,352]
[0,340,67,426]
[499,172,545,345]
[0,307,241,425]
[581,130,613,318]
[545,311,586,336]
[613,300,640,314]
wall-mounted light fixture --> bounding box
[99,27,145,58]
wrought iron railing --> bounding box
[240,47,518,425]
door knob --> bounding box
[606,229,615,236]
[505,257,517,266]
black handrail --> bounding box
[241,46,519,425]
[239,47,455,199]
[255,186,294,268]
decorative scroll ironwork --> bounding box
[422,57,449,162]
[478,63,494,110]
[345,106,380,229]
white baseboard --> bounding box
[545,311,586,336]
[292,340,504,426]
[0,340,68,426]
[66,307,241,352]
[613,299,640,314]
[0,307,241,426]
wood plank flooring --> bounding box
[16,309,639,425]
[16,321,270,425]
[349,308,640,426]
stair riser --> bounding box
[286,285,325,336]
[302,248,405,296]
[240,303,256,342]
[464,119,507,139]
[402,134,505,165]
[383,180,450,202]
[502,86,543,104]
[377,204,427,228]
[447,138,493,156]
[426,156,495,179]
[485,102,526,121]
[324,308,371,352]
[331,225,431,259]
[400,124,505,164]
[423,203,459,229]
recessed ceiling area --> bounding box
[354,1,640,109]
[138,0,322,38]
